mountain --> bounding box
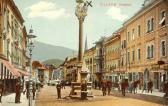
[42,59,64,67]
[31,41,77,61]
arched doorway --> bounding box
[144,68,149,83]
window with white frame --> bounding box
[161,40,166,57]
[146,44,154,59]
[159,11,166,27]
[147,46,150,59]
[147,17,154,32]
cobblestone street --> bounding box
[36,85,166,106]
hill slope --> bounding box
[42,59,64,67]
[32,41,77,61]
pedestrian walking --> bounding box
[147,79,153,93]
[32,82,36,100]
[107,80,112,95]
[102,81,107,96]
[121,79,126,96]
[56,82,61,99]
[0,81,4,103]
[15,81,21,103]
[133,80,140,94]
[25,81,30,99]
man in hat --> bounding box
[102,81,107,96]
[121,79,127,96]
[56,82,61,99]
[147,79,153,93]
[15,81,21,103]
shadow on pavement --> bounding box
[109,91,164,105]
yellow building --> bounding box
[63,56,78,82]
[104,32,121,82]
[123,0,168,90]
[0,0,28,93]
[84,47,96,82]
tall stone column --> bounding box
[0,37,2,54]
[78,19,83,63]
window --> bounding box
[138,25,141,36]
[147,46,150,59]
[121,56,124,66]
[137,49,141,61]
[127,32,130,42]
[151,18,154,31]
[147,20,150,32]
[161,40,166,57]
[121,40,126,49]
[147,45,154,59]
[132,50,135,62]
[160,11,166,27]
[151,45,154,58]
[127,52,130,63]
[132,29,135,40]
[147,17,154,32]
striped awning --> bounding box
[17,69,30,76]
[1,60,21,78]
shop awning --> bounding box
[17,69,30,76]
[1,60,21,78]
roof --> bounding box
[8,0,24,24]
[123,0,161,26]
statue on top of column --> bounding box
[75,0,93,20]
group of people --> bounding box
[15,80,39,103]
[98,79,161,97]
[101,80,112,96]
[0,79,41,104]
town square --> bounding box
[0,0,168,106]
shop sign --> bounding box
[151,64,160,71]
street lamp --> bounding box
[27,26,37,106]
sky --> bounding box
[14,0,144,50]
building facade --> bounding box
[94,37,106,83]
[123,0,168,91]
[62,56,78,82]
[0,0,28,94]
[104,33,121,83]
[84,47,96,83]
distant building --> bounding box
[62,56,78,82]
[104,32,121,83]
[84,47,96,82]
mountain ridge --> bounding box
[32,41,77,61]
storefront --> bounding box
[0,59,30,94]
